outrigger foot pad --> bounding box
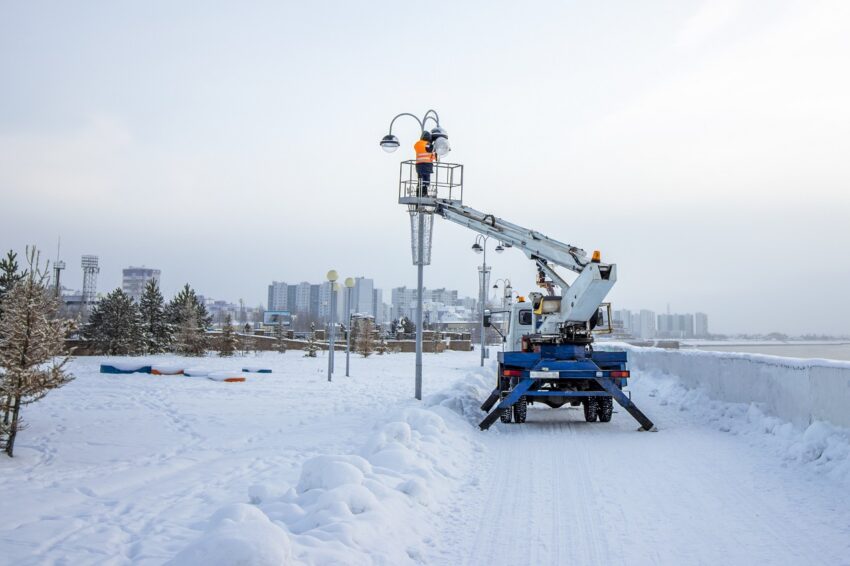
[638,426,659,432]
[480,389,500,413]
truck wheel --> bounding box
[598,397,613,422]
[583,397,599,422]
[513,396,527,423]
[500,406,513,423]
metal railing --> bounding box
[397,160,463,206]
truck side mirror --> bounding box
[483,310,491,327]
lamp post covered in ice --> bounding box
[379,109,451,400]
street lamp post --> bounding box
[327,270,338,382]
[379,109,451,400]
[493,278,513,309]
[344,277,355,376]
[473,236,503,366]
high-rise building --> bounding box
[657,313,695,338]
[695,312,709,337]
[122,267,161,302]
[638,309,656,339]
[294,282,312,314]
[350,277,374,317]
[372,288,384,324]
[267,281,289,311]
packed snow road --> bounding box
[0,350,848,565]
[440,390,850,565]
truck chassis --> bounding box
[478,344,655,431]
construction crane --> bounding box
[396,160,655,431]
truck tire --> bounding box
[500,405,512,423]
[598,397,613,422]
[583,397,599,422]
[513,396,527,423]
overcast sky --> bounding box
[2,0,849,334]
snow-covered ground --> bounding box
[1,349,849,565]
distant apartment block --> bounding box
[695,312,709,337]
[122,267,160,302]
[657,313,695,339]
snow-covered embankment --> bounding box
[625,346,850,428]
[170,368,493,565]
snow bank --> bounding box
[622,346,850,428]
[183,367,212,377]
[172,370,488,565]
[207,371,247,383]
[151,363,185,375]
[639,369,850,486]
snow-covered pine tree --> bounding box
[84,288,144,355]
[304,322,319,358]
[431,328,442,354]
[138,279,172,354]
[355,318,375,357]
[275,320,287,353]
[0,247,73,457]
[0,250,27,320]
[166,284,212,330]
[173,304,207,356]
[218,313,238,357]
[376,335,388,355]
[167,284,209,354]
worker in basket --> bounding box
[414,130,436,197]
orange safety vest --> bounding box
[414,140,436,164]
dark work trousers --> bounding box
[415,163,433,196]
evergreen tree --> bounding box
[355,317,376,357]
[275,320,287,353]
[139,280,171,354]
[167,284,212,329]
[0,251,27,320]
[167,284,209,354]
[218,314,238,357]
[304,322,319,358]
[398,316,415,335]
[0,247,73,457]
[84,288,144,355]
[173,304,207,356]
[376,335,388,355]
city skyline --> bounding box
[40,251,747,335]
[3,1,848,336]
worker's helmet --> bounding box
[420,130,432,141]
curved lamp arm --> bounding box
[387,112,425,135]
[423,109,440,125]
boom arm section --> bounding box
[435,201,593,274]
[434,199,616,325]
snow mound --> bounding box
[183,367,212,377]
[424,366,493,425]
[640,369,850,486]
[168,503,293,566]
[151,363,185,375]
[207,371,246,383]
[175,374,485,564]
